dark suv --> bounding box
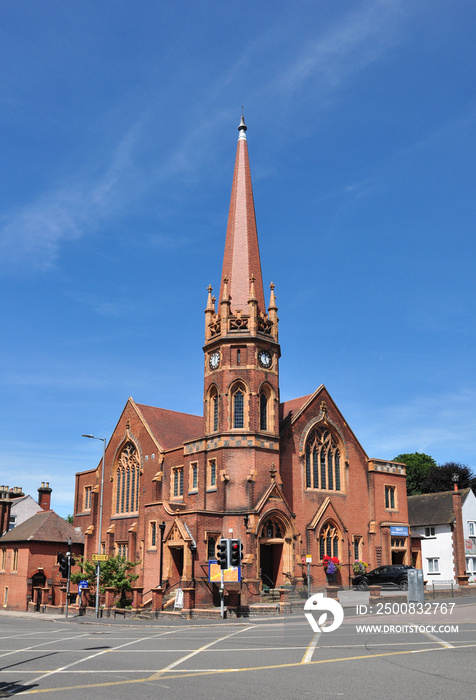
[352,565,413,591]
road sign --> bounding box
[306,555,312,563]
[78,580,89,590]
[91,554,109,562]
[208,560,241,582]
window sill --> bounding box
[188,489,198,495]
[206,487,217,493]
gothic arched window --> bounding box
[260,517,284,539]
[213,393,219,432]
[260,391,268,431]
[115,442,140,514]
[319,521,340,560]
[305,427,342,491]
[233,388,244,429]
[207,385,219,433]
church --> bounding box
[73,117,410,609]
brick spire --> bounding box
[219,115,265,313]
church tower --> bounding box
[203,116,281,504]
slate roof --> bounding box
[0,510,84,544]
[407,488,472,527]
[136,403,203,451]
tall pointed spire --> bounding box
[219,115,265,313]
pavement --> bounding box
[2,589,476,626]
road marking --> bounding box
[301,632,321,663]
[11,628,181,695]
[16,642,476,694]
[0,632,90,661]
[148,625,255,680]
[421,631,454,648]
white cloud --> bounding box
[0,122,145,274]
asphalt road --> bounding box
[1,599,475,699]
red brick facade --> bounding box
[73,118,409,608]
[0,509,84,611]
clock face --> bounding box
[258,350,272,369]
[209,351,220,370]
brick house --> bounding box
[0,484,84,611]
[73,117,409,608]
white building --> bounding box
[408,488,476,584]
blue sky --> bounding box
[1,0,475,517]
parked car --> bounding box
[352,565,414,591]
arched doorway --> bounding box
[31,572,46,611]
[258,514,291,589]
[162,519,194,587]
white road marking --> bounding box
[12,628,181,694]
[422,631,454,649]
[149,625,255,679]
[0,632,90,661]
[302,632,321,663]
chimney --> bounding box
[452,476,469,586]
[38,482,52,511]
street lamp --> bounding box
[82,434,106,618]
[65,536,73,619]
[159,521,166,588]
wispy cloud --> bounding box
[0,121,145,274]
[277,0,405,98]
[0,1,409,277]
[358,386,476,465]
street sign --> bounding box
[78,580,89,590]
[91,554,109,562]
[305,555,312,563]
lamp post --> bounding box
[82,434,106,618]
[65,536,73,618]
[159,521,166,588]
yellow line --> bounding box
[18,643,476,694]
[149,624,254,680]
[301,632,320,663]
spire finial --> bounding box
[238,112,247,140]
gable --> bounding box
[280,385,368,461]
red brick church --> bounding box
[74,117,410,609]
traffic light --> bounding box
[230,539,243,567]
[217,538,229,570]
[57,552,69,578]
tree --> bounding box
[393,452,437,495]
[421,462,476,494]
[71,555,140,608]
[65,514,74,524]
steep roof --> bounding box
[279,394,313,428]
[219,116,265,313]
[136,403,203,451]
[0,510,84,544]
[408,488,472,527]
